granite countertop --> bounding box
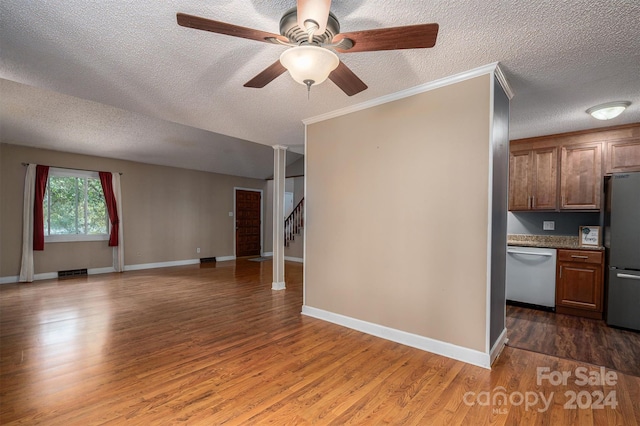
[507,234,605,251]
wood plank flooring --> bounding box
[506,304,640,377]
[1,259,639,425]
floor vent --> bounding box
[58,268,88,278]
[200,257,217,264]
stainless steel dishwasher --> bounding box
[506,246,557,308]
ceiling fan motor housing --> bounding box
[279,8,340,45]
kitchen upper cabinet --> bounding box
[510,124,639,212]
[560,143,602,210]
[556,249,604,319]
[508,147,557,211]
[605,138,640,174]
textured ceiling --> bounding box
[1,0,639,177]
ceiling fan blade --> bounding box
[177,13,288,44]
[244,60,288,88]
[333,23,439,53]
[297,0,332,35]
[329,62,368,96]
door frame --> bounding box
[233,187,264,258]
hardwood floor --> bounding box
[506,304,640,378]
[1,260,639,425]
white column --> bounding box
[272,145,288,290]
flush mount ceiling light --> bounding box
[586,101,631,120]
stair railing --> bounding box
[284,198,304,247]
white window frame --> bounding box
[44,168,109,243]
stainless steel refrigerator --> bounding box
[605,172,640,331]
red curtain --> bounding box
[99,172,119,246]
[33,165,49,250]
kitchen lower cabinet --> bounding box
[556,249,604,319]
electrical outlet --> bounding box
[229,212,234,217]
[197,248,201,253]
[543,221,555,231]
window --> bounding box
[43,168,109,242]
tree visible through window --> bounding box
[43,169,108,240]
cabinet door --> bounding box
[556,262,603,312]
[508,150,532,211]
[605,138,640,173]
[531,147,558,209]
[560,143,602,210]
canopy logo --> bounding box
[462,366,619,414]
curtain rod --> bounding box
[22,163,123,175]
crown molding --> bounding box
[494,63,515,100]
[303,62,512,125]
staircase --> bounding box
[284,198,304,247]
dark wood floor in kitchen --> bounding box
[506,304,640,377]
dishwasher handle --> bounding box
[617,273,640,281]
[507,250,554,257]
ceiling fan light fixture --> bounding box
[279,45,339,87]
[586,101,631,120]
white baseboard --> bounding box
[1,266,117,284]
[272,281,286,290]
[0,276,19,284]
[124,259,200,271]
[1,256,242,284]
[89,266,117,275]
[301,305,490,369]
[257,253,302,263]
[490,328,508,365]
[33,272,59,281]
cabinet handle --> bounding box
[571,255,589,259]
[532,196,535,208]
[560,265,562,278]
[617,273,640,281]
[507,250,553,257]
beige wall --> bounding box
[305,75,491,352]
[0,144,266,277]
[286,156,305,176]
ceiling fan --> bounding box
[177,0,439,96]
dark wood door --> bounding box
[236,190,261,257]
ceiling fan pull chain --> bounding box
[304,80,313,99]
